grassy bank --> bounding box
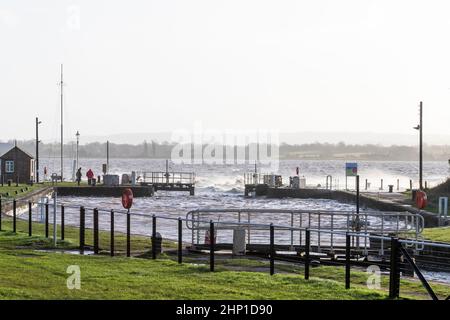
[422,226,450,243]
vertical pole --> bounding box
[152,215,156,259]
[389,237,400,299]
[28,201,32,236]
[0,197,2,231]
[53,192,57,246]
[110,210,114,257]
[35,117,40,183]
[356,175,360,248]
[93,208,99,254]
[397,179,400,191]
[61,205,65,240]
[419,101,423,190]
[60,64,64,181]
[79,206,85,254]
[270,224,275,275]
[305,228,310,280]
[409,179,413,191]
[45,202,49,238]
[210,221,215,272]
[345,233,351,289]
[13,199,17,233]
[178,218,182,264]
[106,140,110,174]
[126,209,131,257]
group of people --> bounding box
[75,167,95,186]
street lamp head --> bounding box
[413,125,420,130]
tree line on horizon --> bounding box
[2,140,449,161]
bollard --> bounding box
[93,208,99,254]
[305,229,310,280]
[79,206,85,254]
[61,205,65,240]
[178,218,182,264]
[45,203,49,238]
[152,215,156,259]
[13,199,17,233]
[126,211,131,257]
[270,224,275,275]
[110,210,115,257]
[389,238,400,299]
[210,221,215,272]
[28,201,32,236]
[345,233,351,289]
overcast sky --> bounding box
[1,0,450,144]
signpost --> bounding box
[345,162,358,190]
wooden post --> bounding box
[305,229,310,280]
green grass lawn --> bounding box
[0,183,48,198]
[422,226,450,243]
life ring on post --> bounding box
[122,188,134,209]
[415,190,427,209]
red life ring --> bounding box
[416,191,427,209]
[122,188,134,209]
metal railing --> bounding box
[139,172,195,185]
[186,208,425,254]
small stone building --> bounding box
[0,146,35,184]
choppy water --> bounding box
[40,158,450,192]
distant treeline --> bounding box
[2,140,450,161]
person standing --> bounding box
[86,168,94,185]
[76,168,82,186]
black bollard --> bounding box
[79,207,85,254]
[110,210,115,257]
[345,233,351,289]
[93,208,99,254]
[13,199,16,233]
[210,221,215,272]
[126,211,131,257]
[178,218,182,264]
[305,229,310,280]
[152,215,156,259]
[61,205,65,240]
[45,203,49,238]
[28,201,32,236]
[270,224,275,275]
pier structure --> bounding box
[139,171,195,195]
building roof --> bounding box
[0,146,34,159]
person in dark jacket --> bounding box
[76,168,82,186]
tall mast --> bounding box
[60,64,64,181]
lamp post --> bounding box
[75,131,80,170]
[35,117,42,183]
[413,101,423,190]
